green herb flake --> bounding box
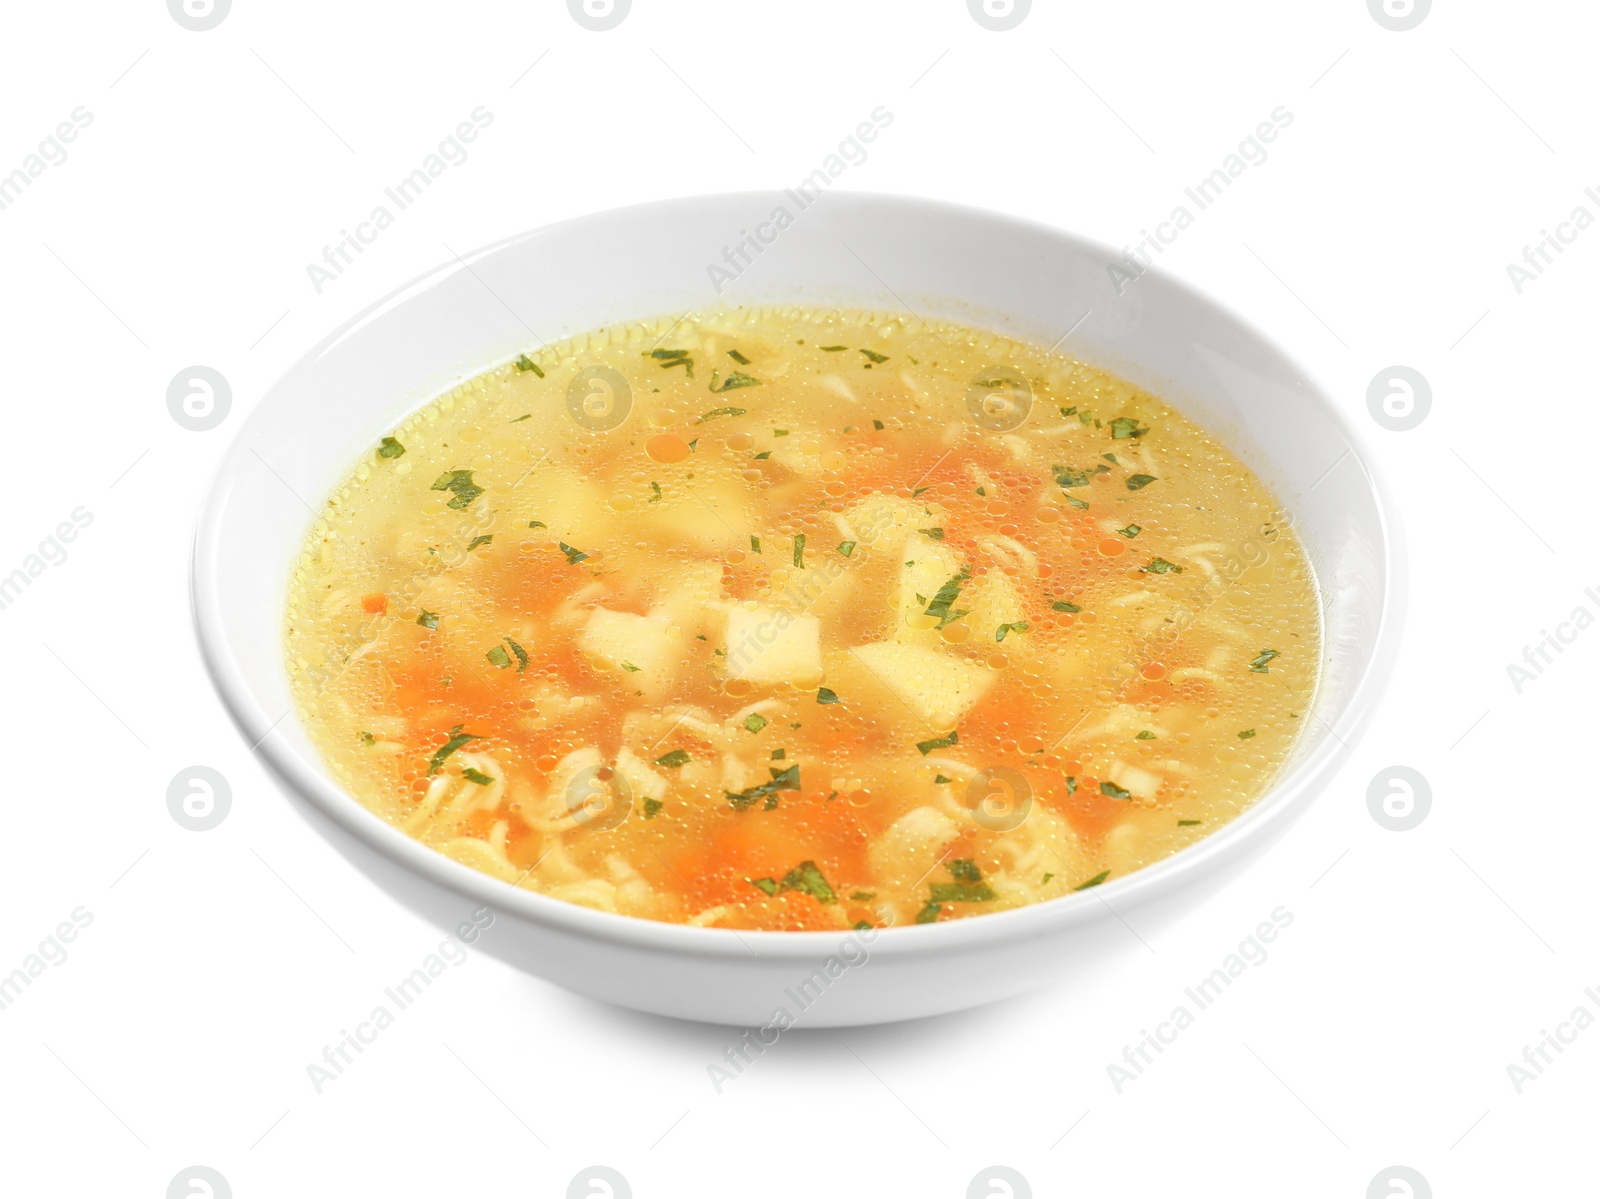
[1060,406,1078,416]
[426,725,477,775]
[620,661,641,673]
[915,899,943,924]
[651,348,693,376]
[727,349,751,365]
[559,542,589,565]
[793,534,806,568]
[819,344,847,352]
[916,730,959,756]
[923,568,972,628]
[911,486,931,498]
[850,890,876,901]
[934,773,953,785]
[1074,870,1111,891]
[467,534,493,552]
[773,429,789,436]
[511,414,531,423]
[753,450,771,459]
[948,859,982,883]
[696,406,747,423]
[995,620,1029,642]
[506,636,529,673]
[726,764,801,811]
[1065,775,1078,794]
[1126,474,1157,490]
[417,609,440,630]
[527,520,547,529]
[377,437,406,459]
[1063,494,1090,510]
[837,540,857,557]
[750,535,761,553]
[1135,730,1156,740]
[462,767,495,786]
[749,877,779,896]
[859,348,889,363]
[1051,599,1083,613]
[656,749,691,768]
[649,481,663,503]
[1118,524,1142,538]
[431,470,483,509]
[513,354,544,377]
[643,798,664,818]
[1177,819,1202,826]
[359,731,376,746]
[1249,649,1280,673]
[1142,558,1182,574]
[743,713,768,733]
[486,645,512,670]
[1238,728,1256,740]
[711,373,760,393]
[1110,417,1148,439]
[816,686,841,705]
[1055,465,1094,488]
[1100,781,1132,799]
[919,527,945,541]
[873,419,885,430]
[930,881,997,904]
[779,860,837,904]
[770,748,786,761]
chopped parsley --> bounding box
[837,540,857,557]
[416,609,440,630]
[995,620,1029,642]
[1063,494,1090,510]
[930,881,997,903]
[696,406,747,422]
[506,637,529,673]
[773,429,789,436]
[559,542,588,565]
[1055,466,1094,488]
[643,798,663,818]
[918,527,945,541]
[779,860,837,904]
[377,437,406,459]
[726,764,801,811]
[849,890,876,901]
[911,486,931,498]
[793,534,806,568]
[923,568,972,627]
[1177,819,1201,826]
[948,859,981,883]
[819,344,847,352]
[649,481,662,503]
[462,767,495,786]
[1051,599,1083,614]
[859,348,889,363]
[513,354,544,377]
[1065,775,1078,794]
[1100,781,1132,799]
[1126,473,1157,490]
[727,349,751,365]
[620,661,641,673]
[934,773,953,785]
[749,877,779,896]
[426,725,477,775]
[510,414,531,422]
[431,470,483,509]
[770,749,785,760]
[1117,524,1142,538]
[1238,728,1256,740]
[1074,870,1110,891]
[1042,873,1054,884]
[1142,558,1182,574]
[467,534,493,552]
[816,686,841,704]
[711,372,760,393]
[743,713,768,734]
[1135,730,1156,740]
[1059,406,1078,416]
[650,348,692,376]
[872,419,885,430]
[1249,649,1280,673]
[656,749,691,768]
[916,730,959,756]
[753,451,771,459]
[486,645,512,670]
[1110,417,1148,439]
[359,731,376,746]
[915,900,943,924]
[750,535,761,553]
[527,520,547,529]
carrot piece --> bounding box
[361,593,389,614]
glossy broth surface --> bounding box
[286,308,1319,931]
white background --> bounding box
[1,1,1593,1195]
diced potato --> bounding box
[963,569,1025,639]
[579,608,677,695]
[869,805,959,891]
[638,479,753,554]
[725,605,822,685]
[848,641,993,728]
[894,534,962,636]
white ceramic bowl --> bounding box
[193,192,1401,1027]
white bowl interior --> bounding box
[193,193,1396,1008]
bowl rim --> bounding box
[191,189,1404,961]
